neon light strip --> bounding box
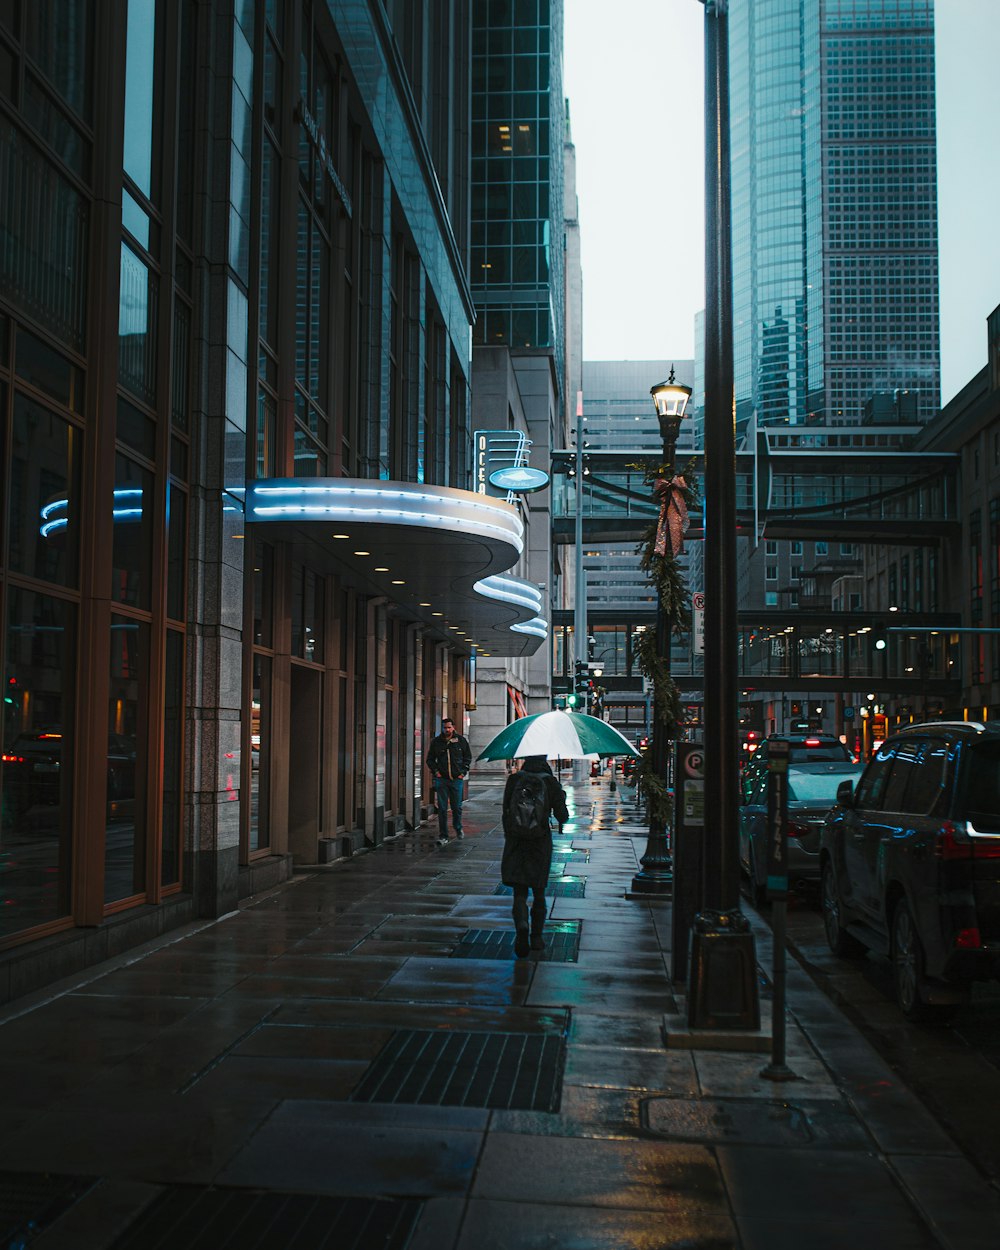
[473,575,543,613]
[511,617,549,637]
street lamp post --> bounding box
[630,371,691,896]
[688,0,760,1028]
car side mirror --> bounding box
[836,779,855,807]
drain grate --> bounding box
[111,1188,420,1250]
[494,876,586,898]
[452,921,581,962]
[0,1170,96,1246]
[350,1029,565,1111]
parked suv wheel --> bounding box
[821,862,866,958]
[891,899,957,1023]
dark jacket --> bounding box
[500,757,569,891]
[427,731,472,780]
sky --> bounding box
[563,0,1000,406]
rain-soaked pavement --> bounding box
[0,773,998,1249]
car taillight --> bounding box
[954,927,983,949]
[1,753,25,764]
[943,821,1000,860]
[935,821,972,860]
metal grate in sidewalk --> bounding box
[494,876,586,898]
[551,847,589,863]
[451,920,581,962]
[350,1029,565,1111]
[0,1170,97,1247]
[111,1188,421,1250]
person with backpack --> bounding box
[501,755,569,957]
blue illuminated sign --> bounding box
[488,466,549,493]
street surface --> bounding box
[748,883,1000,1188]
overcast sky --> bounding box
[563,0,1000,406]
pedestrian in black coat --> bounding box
[501,755,569,958]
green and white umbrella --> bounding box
[477,709,642,762]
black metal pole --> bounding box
[629,418,680,896]
[687,0,760,1029]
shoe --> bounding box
[456,830,464,839]
[530,932,544,951]
[437,835,449,846]
[514,929,530,958]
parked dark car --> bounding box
[739,760,863,904]
[820,721,1000,1020]
[1,730,136,816]
[741,733,852,803]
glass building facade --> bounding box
[470,0,565,395]
[0,1,543,997]
[729,0,940,440]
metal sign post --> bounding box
[760,739,796,1080]
[670,742,704,984]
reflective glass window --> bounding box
[123,0,157,197]
[249,653,270,852]
[253,541,274,648]
[116,396,156,460]
[111,454,154,609]
[165,483,186,621]
[161,628,182,886]
[15,326,83,412]
[105,615,147,903]
[23,0,91,119]
[119,241,158,406]
[1,587,75,938]
[9,392,81,587]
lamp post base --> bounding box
[629,819,672,895]
[687,909,760,1029]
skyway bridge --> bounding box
[551,425,960,545]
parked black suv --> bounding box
[820,721,1000,1020]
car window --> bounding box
[787,770,856,804]
[787,743,851,763]
[960,742,1000,826]
[904,738,952,816]
[881,740,921,811]
[853,744,895,810]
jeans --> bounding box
[435,777,464,836]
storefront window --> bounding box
[249,653,270,852]
[161,628,183,886]
[105,615,147,904]
[1,588,76,939]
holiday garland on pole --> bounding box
[632,459,699,825]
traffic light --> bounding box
[872,624,887,651]
[566,691,579,709]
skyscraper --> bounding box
[730,0,939,440]
[471,0,565,396]
[728,0,940,630]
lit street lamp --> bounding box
[630,370,691,896]
[688,0,760,1029]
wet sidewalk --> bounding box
[1,775,998,1249]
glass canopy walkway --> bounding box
[551,426,960,544]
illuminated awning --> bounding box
[245,478,548,657]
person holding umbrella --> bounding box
[501,755,569,957]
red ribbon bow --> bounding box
[653,475,689,557]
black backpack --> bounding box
[507,772,549,838]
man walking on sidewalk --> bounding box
[427,717,472,845]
